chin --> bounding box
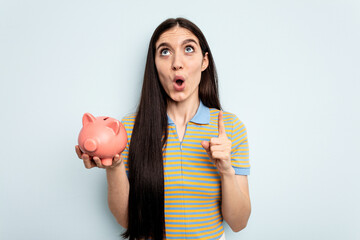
[168,93,187,103]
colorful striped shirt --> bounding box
[121,101,250,240]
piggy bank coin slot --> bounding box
[103,117,109,121]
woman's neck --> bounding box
[167,96,200,126]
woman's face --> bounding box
[155,26,208,103]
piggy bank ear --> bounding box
[106,120,120,135]
[82,113,97,126]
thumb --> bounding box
[201,140,210,153]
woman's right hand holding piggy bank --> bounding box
[75,145,123,169]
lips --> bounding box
[173,75,185,91]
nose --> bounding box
[84,138,97,152]
[171,54,183,70]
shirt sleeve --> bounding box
[230,115,250,175]
[120,116,131,178]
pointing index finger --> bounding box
[218,110,227,138]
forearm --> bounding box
[221,172,251,232]
[106,160,129,228]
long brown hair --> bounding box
[122,17,221,240]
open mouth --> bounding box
[173,76,185,91]
[175,79,184,86]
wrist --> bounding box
[220,168,236,178]
[106,160,124,173]
[106,161,127,186]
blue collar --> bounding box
[167,101,210,125]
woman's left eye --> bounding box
[185,46,194,53]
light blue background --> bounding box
[1,0,359,239]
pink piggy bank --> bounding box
[78,113,127,166]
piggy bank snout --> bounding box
[84,139,97,152]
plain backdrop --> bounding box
[1,0,359,239]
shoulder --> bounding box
[120,113,137,130]
[209,108,244,127]
[121,113,136,123]
[208,108,247,140]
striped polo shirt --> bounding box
[121,101,250,240]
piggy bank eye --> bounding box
[103,117,109,121]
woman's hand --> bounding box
[75,145,122,169]
[201,111,235,176]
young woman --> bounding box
[76,17,251,240]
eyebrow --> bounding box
[156,39,199,51]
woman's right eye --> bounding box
[160,49,170,56]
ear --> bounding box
[82,113,96,126]
[201,52,209,72]
[106,120,120,135]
